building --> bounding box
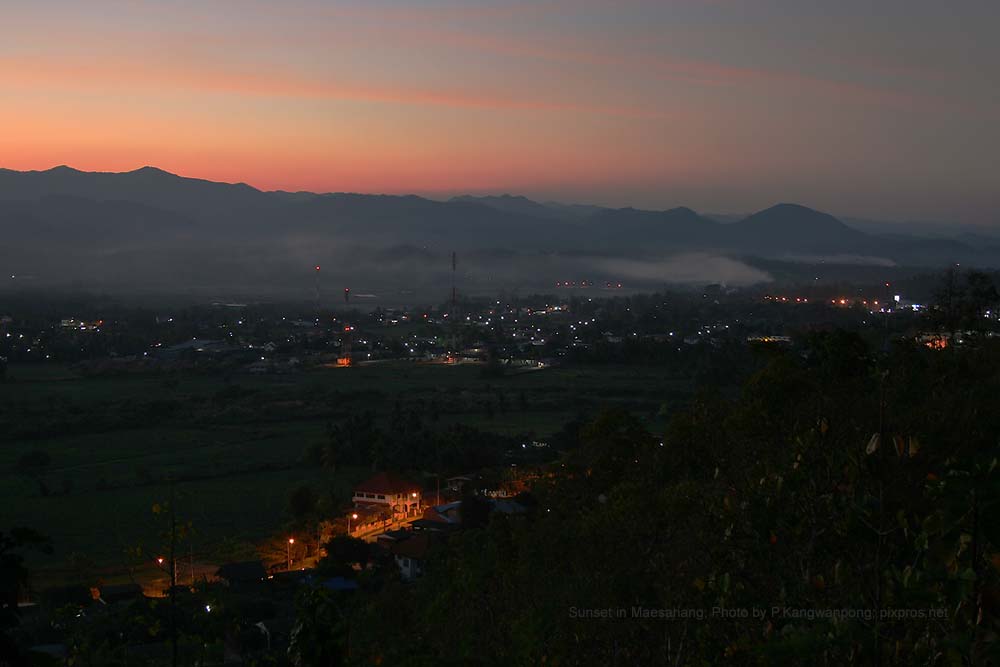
[385,533,431,581]
[352,472,422,519]
[421,500,463,525]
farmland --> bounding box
[0,360,696,582]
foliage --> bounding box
[317,536,371,578]
[288,485,318,522]
[342,333,1000,665]
[288,587,349,667]
[0,527,52,663]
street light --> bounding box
[287,538,294,570]
[348,513,358,535]
[155,556,176,588]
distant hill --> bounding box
[582,206,720,250]
[0,166,270,218]
[727,203,870,253]
[0,166,994,294]
[450,194,561,220]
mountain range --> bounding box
[0,166,996,297]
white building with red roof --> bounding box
[352,472,422,519]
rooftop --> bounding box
[387,534,432,560]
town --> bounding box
[3,266,999,663]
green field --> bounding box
[0,360,695,581]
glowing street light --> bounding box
[287,538,295,570]
[348,512,358,534]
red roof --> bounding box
[421,507,451,523]
[354,472,417,496]
[388,534,431,560]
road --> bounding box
[350,514,418,543]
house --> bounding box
[409,517,461,534]
[215,560,266,587]
[414,497,526,529]
[375,528,412,544]
[386,533,431,581]
[352,472,422,518]
[421,501,462,525]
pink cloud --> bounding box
[0,55,672,120]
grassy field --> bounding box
[0,360,696,582]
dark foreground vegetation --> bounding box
[4,331,998,665]
[338,332,1000,665]
[1,270,999,665]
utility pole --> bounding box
[451,251,457,313]
[314,265,322,317]
[882,281,891,352]
[169,480,178,667]
[449,251,461,357]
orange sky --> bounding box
[2,0,997,223]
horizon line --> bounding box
[0,163,985,229]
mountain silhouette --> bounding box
[0,166,992,294]
[727,203,870,253]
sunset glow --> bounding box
[2,0,997,222]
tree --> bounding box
[963,270,999,335]
[341,330,1000,664]
[288,485,318,522]
[933,268,1000,340]
[288,587,348,666]
[317,536,371,578]
[1,528,52,663]
[458,487,492,530]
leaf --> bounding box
[866,433,880,455]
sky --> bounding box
[1,0,998,225]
